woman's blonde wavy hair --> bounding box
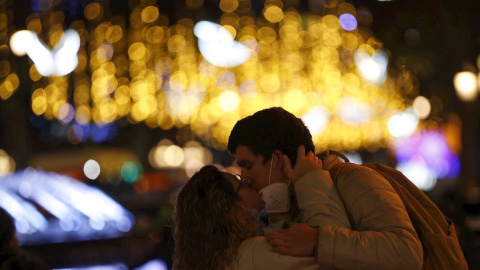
[173,165,259,270]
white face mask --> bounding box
[258,153,290,214]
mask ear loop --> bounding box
[269,152,290,210]
[268,152,274,187]
[283,161,290,209]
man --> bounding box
[228,107,423,270]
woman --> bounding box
[173,153,350,269]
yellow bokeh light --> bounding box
[341,32,359,50]
[322,15,341,31]
[257,27,277,43]
[146,26,165,44]
[20,1,418,151]
[222,25,237,39]
[216,71,236,90]
[167,35,186,53]
[260,74,281,93]
[114,85,131,105]
[98,98,117,123]
[0,60,10,79]
[280,24,299,42]
[49,27,65,48]
[97,43,114,61]
[105,25,123,43]
[169,71,189,92]
[323,31,342,48]
[128,42,146,61]
[73,78,88,97]
[6,73,19,91]
[84,2,103,21]
[283,89,306,114]
[131,96,157,122]
[219,0,239,13]
[186,0,204,9]
[219,90,240,112]
[141,6,159,23]
[31,88,47,115]
[75,104,91,125]
[26,17,42,34]
[0,149,15,177]
[264,5,284,23]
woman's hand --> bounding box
[322,154,342,170]
[283,145,322,184]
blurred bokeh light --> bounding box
[0,169,135,245]
[0,0,435,153]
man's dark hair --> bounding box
[228,107,315,166]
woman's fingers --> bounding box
[283,155,298,182]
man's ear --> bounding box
[272,149,285,170]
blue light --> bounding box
[339,14,358,31]
[90,123,117,143]
[74,123,91,142]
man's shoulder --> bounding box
[334,162,377,176]
[332,162,392,190]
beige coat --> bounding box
[236,170,351,269]
[316,163,424,270]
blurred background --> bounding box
[0,0,480,269]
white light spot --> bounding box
[388,108,419,137]
[354,50,388,85]
[194,21,251,67]
[396,158,437,191]
[84,159,101,180]
[185,159,205,178]
[164,145,184,167]
[9,30,35,56]
[337,97,372,126]
[412,96,431,119]
[454,71,477,102]
[10,29,80,77]
[344,152,363,164]
[301,105,330,136]
[218,90,240,112]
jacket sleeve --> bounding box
[237,236,321,270]
[315,165,423,270]
[294,170,351,229]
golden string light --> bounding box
[3,0,424,152]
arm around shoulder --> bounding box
[294,170,351,229]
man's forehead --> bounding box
[235,146,261,163]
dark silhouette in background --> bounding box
[0,207,51,270]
